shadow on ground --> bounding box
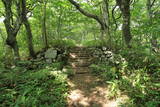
[67,73,128,107]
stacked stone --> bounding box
[93,47,126,66]
[36,48,67,63]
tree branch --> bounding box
[151,0,156,8]
[13,1,22,35]
[68,0,104,28]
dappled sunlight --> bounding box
[0,0,160,106]
[67,73,129,107]
[68,89,90,106]
[71,63,77,68]
[70,53,77,58]
[68,80,76,87]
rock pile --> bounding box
[92,47,126,66]
[36,48,68,63]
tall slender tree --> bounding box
[101,0,110,44]
[41,0,49,49]
[116,0,132,48]
[1,0,22,59]
[21,0,36,58]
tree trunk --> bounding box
[100,27,106,42]
[101,0,110,40]
[6,34,20,59]
[42,0,49,48]
[12,40,20,59]
[56,5,64,40]
[21,0,35,58]
[24,20,36,58]
[117,0,132,48]
[2,0,22,60]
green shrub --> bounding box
[119,69,160,106]
[90,47,160,106]
[90,64,118,82]
[119,47,160,73]
[0,64,68,107]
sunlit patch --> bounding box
[68,89,84,101]
[68,89,90,106]
[79,97,90,106]
[102,100,119,107]
[67,74,129,107]
[77,59,85,64]
[68,81,75,87]
[71,63,76,68]
[70,53,77,58]
[62,68,67,72]
[50,70,62,75]
[93,86,109,96]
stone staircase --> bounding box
[68,47,93,73]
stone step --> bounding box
[69,51,92,54]
[69,50,90,53]
[69,56,92,60]
[69,50,93,54]
[68,58,93,63]
[67,47,94,69]
[68,56,92,60]
[72,67,91,74]
[69,51,91,54]
[69,53,91,58]
[68,62,92,67]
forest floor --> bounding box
[67,72,128,107]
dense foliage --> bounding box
[0,62,68,107]
[90,46,160,106]
[0,0,160,107]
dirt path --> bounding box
[67,46,128,107]
[67,73,128,107]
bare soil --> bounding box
[67,72,128,107]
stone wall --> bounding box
[92,47,127,66]
[36,47,68,64]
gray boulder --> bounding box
[45,48,57,59]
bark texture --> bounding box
[42,0,49,49]
[21,0,36,58]
[2,0,22,59]
[116,0,132,47]
[101,0,110,43]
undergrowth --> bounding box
[0,61,68,107]
[90,47,160,107]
